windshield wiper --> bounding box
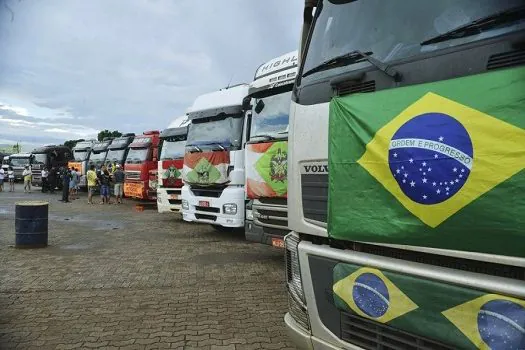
[210,143,226,151]
[421,5,525,46]
[251,134,278,141]
[302,50,401,81]
[187,145,202,153]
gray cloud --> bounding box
[0,0,302,147]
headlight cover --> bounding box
[182,199,189,210]
[223,203,237,215]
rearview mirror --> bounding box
[254,100,265,114]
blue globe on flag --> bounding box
[388,113,474,205]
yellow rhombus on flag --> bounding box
[358,92,525,228]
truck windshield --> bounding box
[32,153,47,165]
[73,150,89,161]
[89,151,107,165]
[302,0,525,77]
[126,148,150,164]
[106,149,126,164]
[250,91,291,140]
[10,158,30,167]
[160,140,186,160]
[187,115,243,150]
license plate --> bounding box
[271,238,285,248]
[199,201,210,207]
[170,194,180,200]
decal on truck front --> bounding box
[246,141,288,198]
[183,151,230,185]
[160,160,183,187]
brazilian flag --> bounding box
[328,67,525,257]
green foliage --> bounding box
[97,130,122,141]
[63,139,85,150]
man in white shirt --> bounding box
[22,166,32,193]
[0,167,4,192]
[41,167,49,193]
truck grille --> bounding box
[301,174,328,224]
[125,171,141,180]
[341,312,453,350]
[253,200,288,235]
[190,186,225,198]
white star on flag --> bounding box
[446,187,450,191]
[461,169,465,173]
[455,179,459,183]
[428,168,432,172]
[434,154,438,159]
[439,136,444,141]
[393,153,398,158]
[436,189,441,194]
[422,162,427,167]
[453,168,457,172]
[396,169,400,174]
[404,173,408,178]
[409,158,414,163]
[402,179,406,183]
[459,174,463,178]
[410,181,416,187]
[422,178,427,183]
[432,182,436,186]
[423,195,427,200]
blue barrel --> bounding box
[15,201,48,248]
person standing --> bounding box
[0,167,4,192]
[69,167,78,200]
[86,164,97,205]
[47,166,57,193]
[22,166,32,193]
[112,164,125,204]
[7,167,15,192]
[41,167,49,193]
[60,167,70,203]
[98,165,111,204]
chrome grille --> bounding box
[125,170,141,180]
[341,312,453,350]
[253,201,288,233]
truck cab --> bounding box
[245,51,298,248]
[285,1,525,350]
[9,153,33,181]
[31,145,73,187]
[88,139,113,172]
[181,84,249,230]
[68,140,96,189]
[105,133,135,169]
[157,116,190,213]
[124,131,160,200]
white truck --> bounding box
[157,116,190,213]
[285,1,525,350]
[68,140,96,190]
[244,51,298,247]
[181,84,250,231]
[8,153,33,181]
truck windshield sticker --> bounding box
[328,67,525,257]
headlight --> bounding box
[246,209,253,221]
[223,203,237,215]
[285,233,310,331]
[182,199,189,210]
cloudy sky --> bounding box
[0,0,302,151]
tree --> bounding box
[63,139,85,150]
[97,130,123,141]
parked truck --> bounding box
[1,155,10,171]
[31,145,73,187]
[245,51,298,248]
[285,1,525,350]
[105,133,135,168]
[68,140,96,189]
[157,116,190,213]
[181,84,250,230]
[8,153,33,181]
[88,139,112,172]
[124,131,160,201]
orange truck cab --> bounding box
[123,131,160,201]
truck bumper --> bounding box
[181,185,245,227]
[245,219,285,246]
[157,187,182,213]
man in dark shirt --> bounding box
[112,164,125,204]
[98,165,111,204]
[60,167,71,203]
